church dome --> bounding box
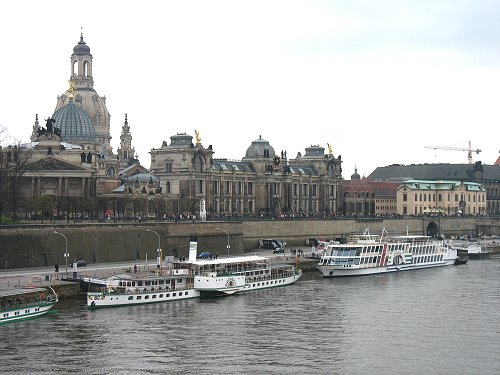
[243,135,276,159]
[351,167,361,180]
[73,35,91,55]
[123,173,159,184]
[52,101,96,143]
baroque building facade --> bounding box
[15,35,121,211]
[149,133,343,218]
[396,180,487,216]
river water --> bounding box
[1,257,499,375]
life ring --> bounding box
[40,293,45,299]
[186,269,191,276]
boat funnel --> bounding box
[188,236,197,262]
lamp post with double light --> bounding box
[54,231,69,274]
[217,227,230,256]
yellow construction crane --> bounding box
[424,141,481,164]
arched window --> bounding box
[83,61,89,77]
[166,181,171,193]
[194,156,204,172]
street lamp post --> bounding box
[217,227,230,256]
[147,229,162,274]
[54,231,69,274]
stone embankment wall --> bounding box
[1,217,498,269]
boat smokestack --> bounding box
[188,236,197,262]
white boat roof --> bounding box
[190,255,268,266]
[0,287,47,298]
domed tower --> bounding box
[242,135,276,160]
[54,33,113,156]
[351,166,361,180]
[52,85,96,145]
[242,135,278,174]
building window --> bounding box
[247,182,253,195]
[236,182,242,195]
[165,162,172,172]
[213,181,219,194]
[403,193,407,202]
[166,181,171,193]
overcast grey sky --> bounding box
[1,0,499,176]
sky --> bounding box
[1,0,499,177]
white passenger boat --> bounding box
[86,237,301,307]
[0,286,58,324]
[192,255,302,296]
[187,236,301,295]
[86,264,198,308]
[317,230,457,277]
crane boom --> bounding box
[424,141,481,164]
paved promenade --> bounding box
[0,247,318,290]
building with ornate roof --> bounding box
[7,35,124,218]
[149,133,343,218]
[52,34,113,156]
[369,162,500,215]
[396,180,487,216]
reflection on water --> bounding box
[1,259,500,375]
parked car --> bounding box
[306,238,320,247]
[196,252,213,259]
[272,247,284,254]
[70,259,87,267]
[259,238,282,252]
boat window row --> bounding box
[127,291,190,300]
[410,244,443,255]
[2,307,40,318]
[412,255,443,264]
[250,279,284,288]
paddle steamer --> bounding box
[0,287,58,324]
[87,237,301,308]
[317,229,457,277]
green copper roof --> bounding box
[400,180,485,191]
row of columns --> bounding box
[30,176,93,197]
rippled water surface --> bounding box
[1,258,499,375]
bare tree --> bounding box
[32,195,55,223]
[0,144,33,222]
[0,125,8,144]
[148,197,166,220]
